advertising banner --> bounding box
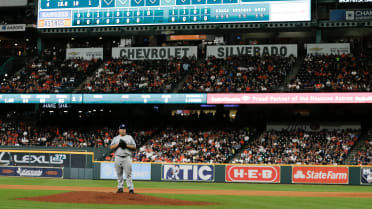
[207,93,372,104]
[162,164,214,181]
[292,166,349,184]
[66,48,103,60]
[330,9,372,21]
[206,44,298,58]
[0,24,26,32]
[361,167,372,185]
[100,162,151,180]
[306,43,350,55]
[0,150,87,168]
[226,165,280,183]
[112,46,198,60]
[0,166,63,178]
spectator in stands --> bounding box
[352,129,372,165]
[182,55,295,93]
[81,58,196,93]
[289,54,372,92]
[0,49,102,93]
[233,129,360,165]
[133,128,252,163]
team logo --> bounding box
[16,168,43,177]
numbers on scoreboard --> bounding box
[70,4,214,26]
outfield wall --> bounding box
[0,149,371,185]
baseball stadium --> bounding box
[0,0,372,208]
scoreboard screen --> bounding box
[37,0,311,28]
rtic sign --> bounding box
[292,167,349,184]
[162,164,214,181]
[226,166,280,183]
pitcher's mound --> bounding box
[19,191,214,206]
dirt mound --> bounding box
[19,191,215,206]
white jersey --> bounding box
[111,135,136,157]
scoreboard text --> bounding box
[38,0,311,28]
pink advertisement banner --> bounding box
[207,93,372,104]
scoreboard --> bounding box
[37,0,311,28]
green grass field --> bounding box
[0,177,371,209]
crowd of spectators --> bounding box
[232,129,360,165]
[182,55,296,93]
[81,58,195,93]
[351,129,372,165]
[0,111,152,149]
[288,54,372,92]
[133,128,254,163]
[0,49,102,93]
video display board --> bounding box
[37,0,311,28]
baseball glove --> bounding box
[119,140,127,149]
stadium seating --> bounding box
[182,55,296,92]
[232,129,360,165]
[0,51,102,93]
[351,129,372,165]
[80,58,195,93]
[133,128,253,163]
[289,54,372,92]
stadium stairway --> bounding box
[73,61,104,93]
[345,130,368,165]
[281,54,304,91]
[172,72,190,93]
[229,131,265,163]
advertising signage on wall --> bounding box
[162,164,214,181]
[206,44,298,58]
[3,93,372,104]
[0,166,63,178]
[112,46,198,60]
[292,166,349,184]
[100,162,151,180]
[207,93,372,104]
[66,48,103,60]
[361,167,372,185]
[0,150,87,168]
[226,166,280,183]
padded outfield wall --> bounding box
[0,149,371,185]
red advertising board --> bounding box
[292,166,349,184]
[226,166,280,183]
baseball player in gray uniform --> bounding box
[110,124,136,194]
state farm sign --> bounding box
[292,167,348,184]
[226,166,280,183]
